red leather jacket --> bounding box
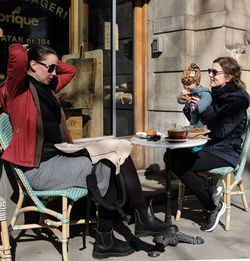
[1,43,76,168]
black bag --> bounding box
[86,164,127,217]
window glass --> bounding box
[60,0,113,139]
[84,0,134,137]
[115,0,134,136]
[88,0,113,137]
[0,0,134,138]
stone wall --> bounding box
[147,0,250,178]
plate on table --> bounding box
[136,131,161,138]
[54,142,85,153]
[187,128,210,138]
[165,138,188,143]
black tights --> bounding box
[169,149,231,211]
[98,156,145,232]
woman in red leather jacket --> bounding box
[1,43,173,259]
[1,44,74,167]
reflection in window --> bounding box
[62,0,134,138]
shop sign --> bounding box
[0,0,70,78]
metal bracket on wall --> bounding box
[152,36,163,53]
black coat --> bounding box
[201,81,249,167]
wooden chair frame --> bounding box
[0,113,97,261]
[176,111,250,231]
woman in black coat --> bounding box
[168,56,249,232]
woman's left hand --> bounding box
[186,95,199,103]
[187,95,200,111]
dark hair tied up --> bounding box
[27,44,57,64]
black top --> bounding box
[201,81,250,167]
[28,75,62,161]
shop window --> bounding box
[0,0,69,81]
[0,0,134,139]
[115,0,134,137]
[62,0,134,138]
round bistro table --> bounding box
[131,136,207,256]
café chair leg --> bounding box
[0,220,12,261]
[238,181,249,212]
[224,173,232,231]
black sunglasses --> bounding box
[208,68,224,76]
[36,61,58,73]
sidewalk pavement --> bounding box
[7,174,250,261]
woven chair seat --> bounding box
[205,164,239,176]
[29,187,88,202]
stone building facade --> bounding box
[146,0,250,169]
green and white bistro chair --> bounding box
[176,111,250,231]
[0,113,95,261]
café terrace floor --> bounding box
[7,172,250,261]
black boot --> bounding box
[92,230,134,259]
[134,203,178,237]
